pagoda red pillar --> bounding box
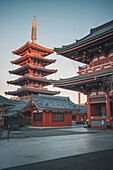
[87,93,91,128]
[106,93,111,129]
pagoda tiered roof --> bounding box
[9,63,57,76]
[7,75,51,86]
[5,87,60,96]
[11,53,56,66]
[54,20,113,64]
[6,16,60,99]
[12,41,54,56]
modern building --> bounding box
[53,20,113,129]
[5,16,59,100]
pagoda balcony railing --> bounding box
[18,86,47,90]
[31,62,44,68]
[27,73,46,79]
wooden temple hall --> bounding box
[53,20,113,129]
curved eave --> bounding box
[52,67,113,91]
[11,53,56,65]
[54,30,113,54]
[53,79,97,91]
[5,88,60,96]
[34,105,76,112]
[9,64,57,75]
[12,41,54,56]
[7,76,51,85]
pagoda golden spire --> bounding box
[31,16,37,43]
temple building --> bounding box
[53,20,113,129]
[2,94,80,128]
[5,16,59,100]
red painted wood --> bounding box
[87,94,91,126]
[91,126,107,129]
[106,93,111,127]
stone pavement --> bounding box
[0,127,113,169]
[5,149,113,170]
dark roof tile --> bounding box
[31,94,79,111]
[54,20,113,53]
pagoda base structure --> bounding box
[53,20,113,129]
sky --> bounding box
[0,0,113,104]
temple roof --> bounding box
[11,53,56,66]
[2,94,80,117]
[7,75,51,85]
[52,67,113,90]
[2,100,29,117]
[54,20,113,54]
[12,41,54,56]
[31,94,79,111]
[0,95,15,106]
[5,87,60,96]
[9,63,57,76]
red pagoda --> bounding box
[5,16,59,100]
[53,20,113,129]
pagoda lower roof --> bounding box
[9,63,57,75]
[7,75,51,85]
[5,87,60,96]
[12,41,54,56]
[11,53,56,66]
[54,20,113,63]
[52,67,113,91]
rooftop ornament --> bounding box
[31,16,37,44]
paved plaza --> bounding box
[0,126,113,169]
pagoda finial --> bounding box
[31,16,37,43]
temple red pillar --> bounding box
[87,93,91,128]
[106,93,111,129]
[31,111,34,125]
[43,112,46,127]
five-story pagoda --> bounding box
[5,16,59,100]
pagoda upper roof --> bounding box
[52,67,113,91]
[12,41,54,56]
[9,63,57,75]
[7,75,51,85]
[54,20,113,62]
[5,87,60,96]
[11,52,56,65]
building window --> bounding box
[53,113,64,122]
[72,115,76,120]
[79,115,84,121]
[33,113,42,122]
